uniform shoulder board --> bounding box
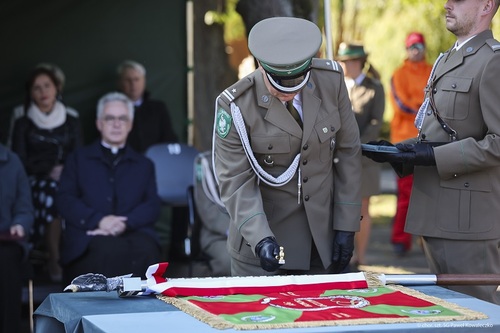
[311,58,341,72]
[218,75,255,106]
[486,39,500,52]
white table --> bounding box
[34,286,500,333]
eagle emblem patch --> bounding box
[216,108,232,138]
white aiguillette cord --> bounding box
[414,52,445,131]
[230,102,302,204]
[199,155,225,208]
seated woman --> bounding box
[56,92,161,286]
[11,67,83,282]
[0,143,34,333]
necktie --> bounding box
[287,101,303,128]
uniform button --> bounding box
[80,219,85,225]
[433,88,437,94]
[107,197,112,202]
[451,84,457,89]
[464,182,470,188]
[304,195,310,201]
[303,144,309,150]
[302,159,308,165]
[268,144,273,150]
[330,126,335,132]
[453,174,458,178]
[109,177,114,182]
[303,177,308,183]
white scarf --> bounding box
[27,101,67,129]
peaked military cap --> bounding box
[336,42,368,61]
[248,17,322,93]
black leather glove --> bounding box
[255,236,282,272]
[363,141,436,166]
[362,140,397,163]
[395,143,436,166]
[331,231,355,273]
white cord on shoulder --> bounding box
[200,155,225,208]
[212,97,222,186]
[230,102,300,187]
[415,52,445,130]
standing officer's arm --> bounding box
[434,52,500,179]
[331,73,362,273]
[213,100,274,254]
[332,74,362,233]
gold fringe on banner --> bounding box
[157,272,488,330]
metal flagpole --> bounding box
[186,0,194,145]
[379,274,500,286]
[324,0,333,60]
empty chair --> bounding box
[145,143,199,266]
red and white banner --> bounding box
[145,262,369,297]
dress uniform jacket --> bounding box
[214,58,362,271]
[349,75,385,197]
[404,30,500,241]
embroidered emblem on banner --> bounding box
[216,108,232,138]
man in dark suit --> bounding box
[363,0,500,304]
[117,60,178,153]
[56,92,161,286]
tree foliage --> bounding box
[334,0,500,120]
[195,0,500,146]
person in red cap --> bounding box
[388,32,432,256]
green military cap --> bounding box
[336,42,368,61]
[248,17,322,93]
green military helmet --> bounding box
[248,17,322,94]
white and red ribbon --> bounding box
[145,262,368,297]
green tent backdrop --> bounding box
[0,0,187,144]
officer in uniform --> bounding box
[213,17,362,276]
[363,0,500,304]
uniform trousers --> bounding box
[0,242,23,333]
[422,236,500,305]
[62,232,160,286]
[231,241,332,276]
[392,174,413,250]
[205,239,231,277]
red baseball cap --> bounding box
[405,32,425,48]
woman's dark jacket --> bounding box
[11,114,83,176]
